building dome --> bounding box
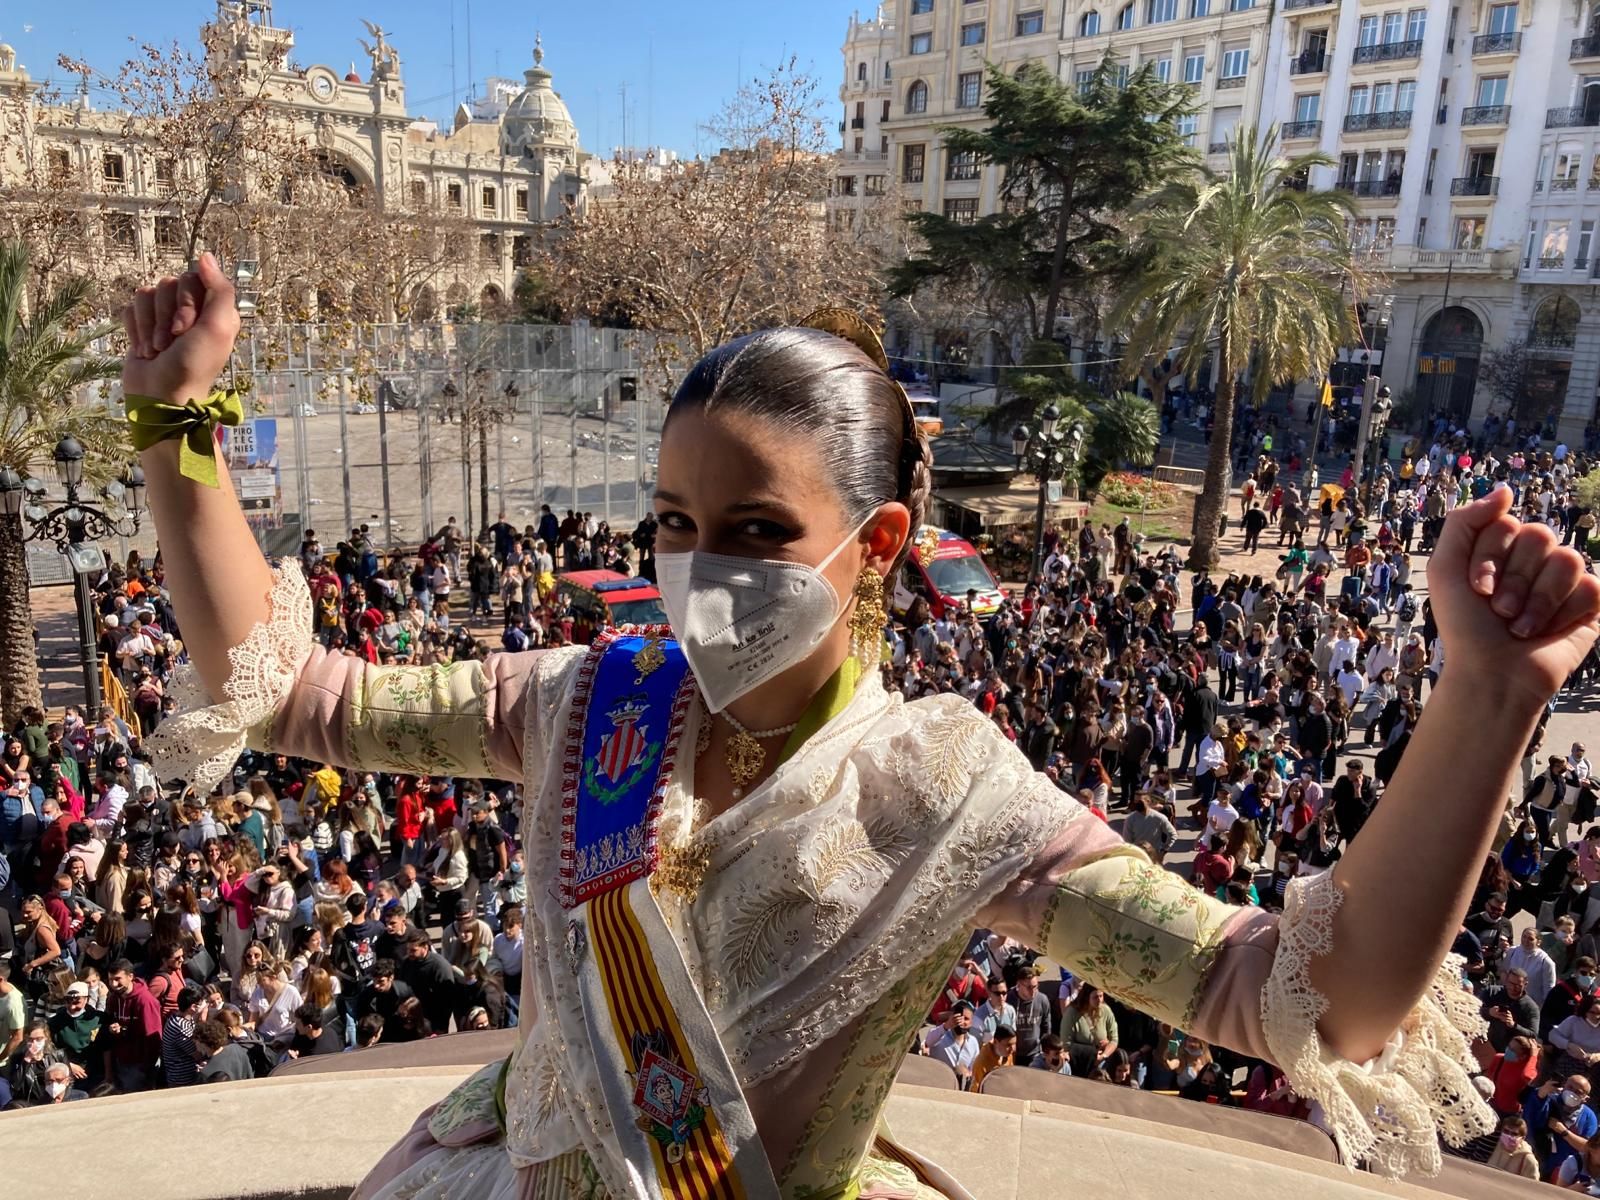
[500,36,579,158]
[344,62,363,83]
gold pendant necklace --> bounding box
[719,708,798,800]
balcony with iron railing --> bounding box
[1549,178,1581,193]
[1281,120,1323,139]
[1460,104,1510,126]
[1283,0,1335,8]
[1288,50,1327,75]
[1352,39,1423,65]
[1336,177,1403,198]
[1208,141,1230,154]
[1546,106,1600,128]
[1472,32,1521,56]
[1449,175,1499,197]
[1537,255,1568,269]
[1573,35,1600,61]
[1343,109,1413,133]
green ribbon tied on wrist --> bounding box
[124,391,244,488]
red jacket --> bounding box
[105,978,163,1067]
[395,787,426,841]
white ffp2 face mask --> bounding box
[656,525,864,713]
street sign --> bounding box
[220,417,283,528]
[25,542,72,587]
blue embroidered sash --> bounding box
[559,627,693,909]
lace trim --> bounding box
[1261,870,1496,1179]
[146,562,315,796]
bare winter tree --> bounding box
[547,60,886,379]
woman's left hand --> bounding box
[1428,488,1600,707]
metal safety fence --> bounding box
[226,320,675,557]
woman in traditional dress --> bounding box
[120,260,1600,1198]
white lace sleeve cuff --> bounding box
[146,562,314,796]
[1261,869,1496,1179]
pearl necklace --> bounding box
[716,707,799,800]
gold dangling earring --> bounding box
[849,567,887,667]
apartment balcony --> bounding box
[1208,142,1230,154]
[840,149,889,163]
[1547,106,1600,129]
[1383,245,1518,275]
[1460,105,1510,127]
[1471,32,1521,57]
[1336,177,1403,200]
[1283,0,1335,8]
[1352,39,1423,66]
[1572,35,1600,62]
[1342,109,1413,134]
[1449,175,1499,197]
[850,117,866,130]
[1216,75,1247,90]
[1281,120,1323,140]
[1288,50,1326,76]
[1535,178,1582,195]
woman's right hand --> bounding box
[120,254,241,403]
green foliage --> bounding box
[1574,470,1600,512]
[889,59,1196,340]
[512,270,567,326]
[1110,125,1357,566]
[0,241,127,483]
[1082,390,1161,497]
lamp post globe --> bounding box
[1012,426,1030,458]
[53,435,86,489]
[1041,403,1061,438]
[0,465,22,517]
[123,464,147,513]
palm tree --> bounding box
[1111,125,1358,569]
[0,241,126,725]
[1082,390,1161,498]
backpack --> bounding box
[240,1034,276,1078]
[1398,595,1418,623]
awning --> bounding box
[934,479,1091,527]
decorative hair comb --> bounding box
[800,307,921,431]
[800,307,891,370]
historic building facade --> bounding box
[843,0,1600,439]
[0,1,593,319]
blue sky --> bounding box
[5,0,864,156]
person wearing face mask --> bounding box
[34,1060,85,1106]
[1485,1114,1540,1180]
[1524,1073,1598,1179]
[1,1020,62,1108]
[1485,1035,1542,1118]
[1550,994,1600,1084]
[1543,957,1600,1040]
[127,269,1600,1194]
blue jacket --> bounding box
[1524,1090,1598,1177]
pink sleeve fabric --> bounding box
[256,647,542,783]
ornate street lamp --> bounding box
[1014,415,1087,581]
[3,437,146,712]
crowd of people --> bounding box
[3,399,1599,1188]
[891,422,1600,1185]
